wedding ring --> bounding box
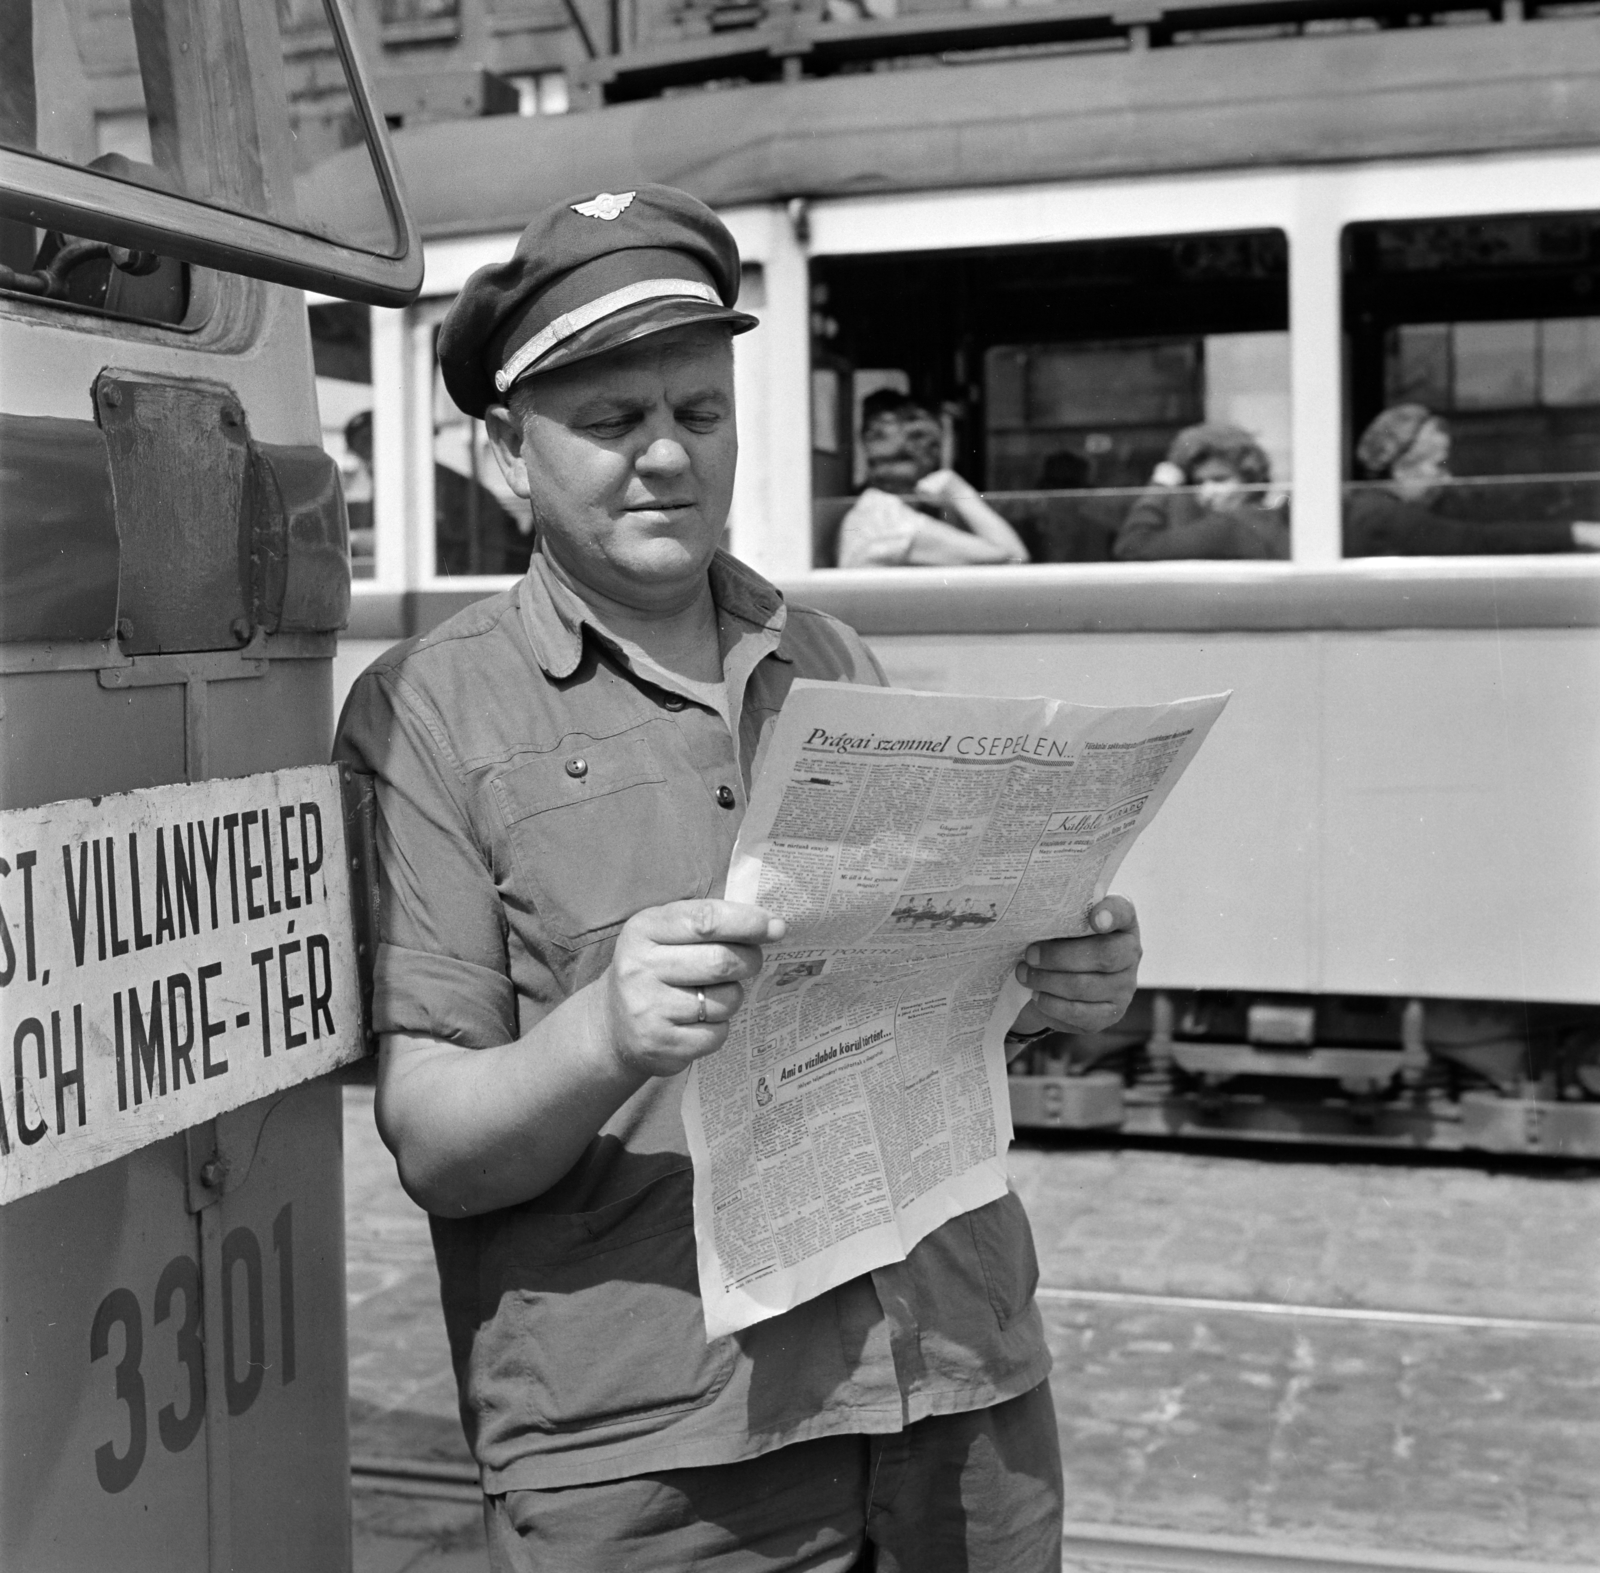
[696,989,708,1024]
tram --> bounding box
[325,0,1600,1156]
[0,3,417,1569]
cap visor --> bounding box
[508,297,758,387]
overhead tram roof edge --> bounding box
[389,17,1600,241]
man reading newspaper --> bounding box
[336,186,1142,1572]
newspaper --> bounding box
[683,680,1230,1337]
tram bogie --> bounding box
[1006,991,1600,1156]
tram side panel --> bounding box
[0,287,359,1572]
[871,623,1600,1007]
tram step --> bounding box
[1460,1091,1600,1158]
[1007,1072,1123,1130]
[1171,1042,1406,1084]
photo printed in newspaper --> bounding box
[684,680,1230,1337]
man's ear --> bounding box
[483,404,532,499]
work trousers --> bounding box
[484,1379,1063,1573]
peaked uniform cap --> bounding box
[437,183,758,418]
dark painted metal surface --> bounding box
[0,414,119,643]
[342,560,1600,646]
[251,441,351,636]
[94,371,254,654]
[88,371,350,654]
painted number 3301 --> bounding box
[89,1204,296,1493]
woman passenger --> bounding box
[1113,424,1288,560]
[1345,404,1600,555]
[835,392,1031,567]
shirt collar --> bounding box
[517,547,791,681]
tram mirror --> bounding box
[0,0,420,309]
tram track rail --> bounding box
[1034,1285,1600,1336]
[1057,1520,1597,1573]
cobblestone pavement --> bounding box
[343,1090,1600,1569]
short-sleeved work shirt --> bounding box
[334,548,1051,1492]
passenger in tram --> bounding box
[338,185,1142,1572]
[1113,423,1289,560]
[1345,403,1600,555]
[835,391,1031,567]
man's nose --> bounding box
[636,437,691,476]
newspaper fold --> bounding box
[684,680,1230,1338]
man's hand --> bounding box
[1011,896,1141,1039]
[599,899,785,1079]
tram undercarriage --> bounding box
[1010,991,1600,1157]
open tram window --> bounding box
[809,230,1290,568]
[427,322,535,581]
[1342,212,1600,556]
[310,302,376,580]
[0,0,416,313]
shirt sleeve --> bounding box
[335,662,519,1049]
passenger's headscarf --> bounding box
[1165,423,1272,485]
[1355,404,1437,479]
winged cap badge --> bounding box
[571,191,636,221]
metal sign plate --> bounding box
[0,765,365,1204]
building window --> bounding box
[508,71,570,116]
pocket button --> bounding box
[716,785,736,808]
[565,758,588,779]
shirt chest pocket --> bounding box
[492,730,714,949]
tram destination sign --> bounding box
[0,766,367,1204]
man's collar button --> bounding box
[662,694,687,711]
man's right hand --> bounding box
[598,900,785,1079]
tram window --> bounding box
[311,303,376,580]
[810,231,1291,568]
[429,331,534,580]
[0,0,409,311]
[1343,213,1600,557]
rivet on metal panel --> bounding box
[101,384,122,408]
[230,616,253,644]
[199,1156,230,1190]
[117,616,134,640]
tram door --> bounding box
[0,4,419,1569]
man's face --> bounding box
[486,325,737,610]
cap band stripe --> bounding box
[494,278,724,393]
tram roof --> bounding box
[386,17,1600,242]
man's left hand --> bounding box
[1010,896,1141,1039]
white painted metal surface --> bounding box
[864,625,1600,1005]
